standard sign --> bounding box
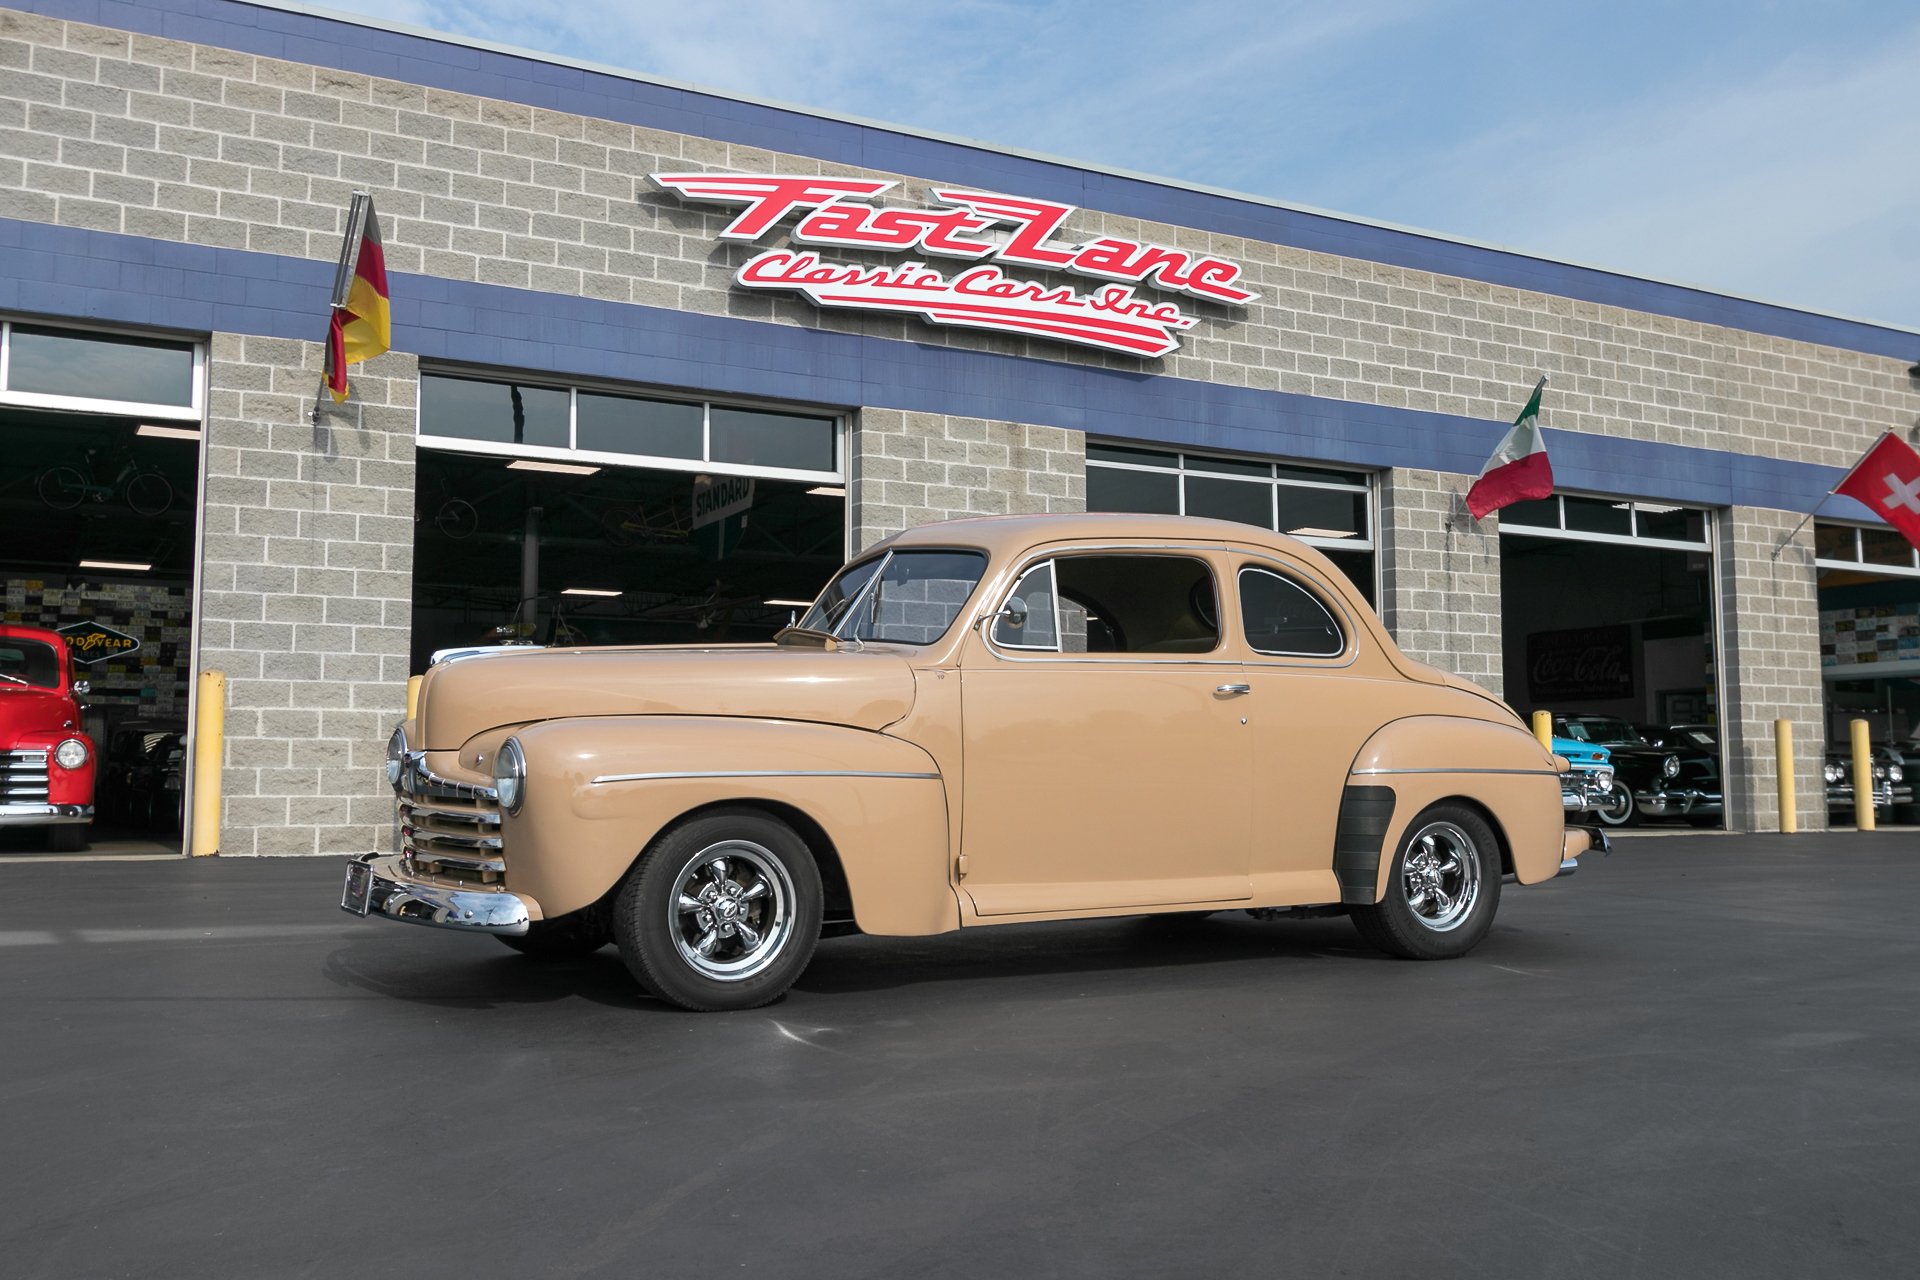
[692,475,754,530]
[650,174,1257,358]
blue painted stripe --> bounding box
[13,0,1918,364]
[0,215,1882,522]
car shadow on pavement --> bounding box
[320,913,1389,1012]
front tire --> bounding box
[1350,803,1501,960]
[47,824,89,853]
[614,809,822,1011]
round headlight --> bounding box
[1825,763,1844,785]
[386,725,408,787]
[1594,767,1615,789]
[1872,763,1888,781]
[53,738,89,770]
[494,737,526,814]
[1662,754,1681,779]
[1890,765,1905,783]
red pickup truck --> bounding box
[0,624,96,851]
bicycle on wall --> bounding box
[37,446,173,517]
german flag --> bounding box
[324,195,391,403]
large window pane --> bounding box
[8,326,194,406]
[576,391,700,459]
[1184,453,1270,478]
[1562,496,1632,537]
[420,374,568,447]
[1498,497,1558,529]
[1815,523,1858,563]
[1861,527,1917,568]
[1087,465,1178,514]
[710,406,835,472]
[1635,504,1706,544]
[1277,487,1367,540]
[1185,475,1271,527]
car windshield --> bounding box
[796,548,988,645]
[1559,716,1646,746]
[0,639,60,689]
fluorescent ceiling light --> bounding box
[79,559,152,571]
[1288,527,1358,539]
[508,459,601,475]
[806,486,846,497]
[136,424,201,440]
[763,598,814,608]
[561,587,622,597]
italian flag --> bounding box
[1467,376,1552,520]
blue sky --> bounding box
[314,0,1920,332]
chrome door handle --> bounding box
[1216,683,1252,696]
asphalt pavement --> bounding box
[3,831,1918,1280]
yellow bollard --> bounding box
[1531,710,1554,753]
[189,670,225,856]
[406,674,422,721]
[1774,718,1796,834]
[1850,718,1875,832]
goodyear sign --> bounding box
[58,620,141,666]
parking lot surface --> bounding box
[2,832,1917,1279]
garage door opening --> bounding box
[410,373,848,669]
[0,321,204,856]
[1814,522,1920,827]
[1499,495,1723,831]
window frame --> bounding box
[980,545,1230,663]
[1236,565,1348,660]
[416,365,845,485]
[0,318,205,421]
[1814,520,1920,579]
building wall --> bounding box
[4,3,1918,844]
[198,334,415,855]
[852,409,1084,551]
[1718,508,1829,831]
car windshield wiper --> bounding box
[0,673,30,687]
[772,626,862,651]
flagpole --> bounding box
[312,191,372,426]
[1769,501,1827,560]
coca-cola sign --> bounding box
[1526,624,1634,702]
[650,174,1257,358]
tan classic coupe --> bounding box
[343,513,1589,1010]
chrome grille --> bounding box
[394,752,502,882]
[1,750,50,803]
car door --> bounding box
[1235,558,1380,900]
[957,547,1252,916]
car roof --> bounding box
[875,512,1352,577]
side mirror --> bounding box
[983,596,1028,632]
[71,680,90,696]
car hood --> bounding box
[415,644,919,750]
[0,688,82,738]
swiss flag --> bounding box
[1833,431,1920,551]
[1467,377,1553,521]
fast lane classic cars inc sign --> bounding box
[649,174,1258,358]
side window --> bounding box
[992,561,1060,650]
[1053,554,1218,655]
[1239,567,1343,657]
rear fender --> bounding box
[1341,716,1564,902]
[506,716,957,933]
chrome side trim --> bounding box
[1351,767,1559,777]
[590,769,941,785]
[340,853,532,934]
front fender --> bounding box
[505,716,957,933]
[1341,715,1564,901]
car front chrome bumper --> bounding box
[339,852,536,935]
[0,803,93,826]
[1636,789,1723,817]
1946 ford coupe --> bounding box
[342,513,1588,1010]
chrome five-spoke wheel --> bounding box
[669,841,796,981]
[615,809,823,1011]
[1399,821,1481,933]
[1350,801,1501,960]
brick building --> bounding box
[2,0,1918,855]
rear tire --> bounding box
[614,809,822,1012]
[1350,803,1501,960]
[497,908,611,958]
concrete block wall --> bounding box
[198,334,415,855]
[1717,508,1828,831]
[1,5,1914,478]
[1377,469,1503,696]
[852,410,1085,551]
